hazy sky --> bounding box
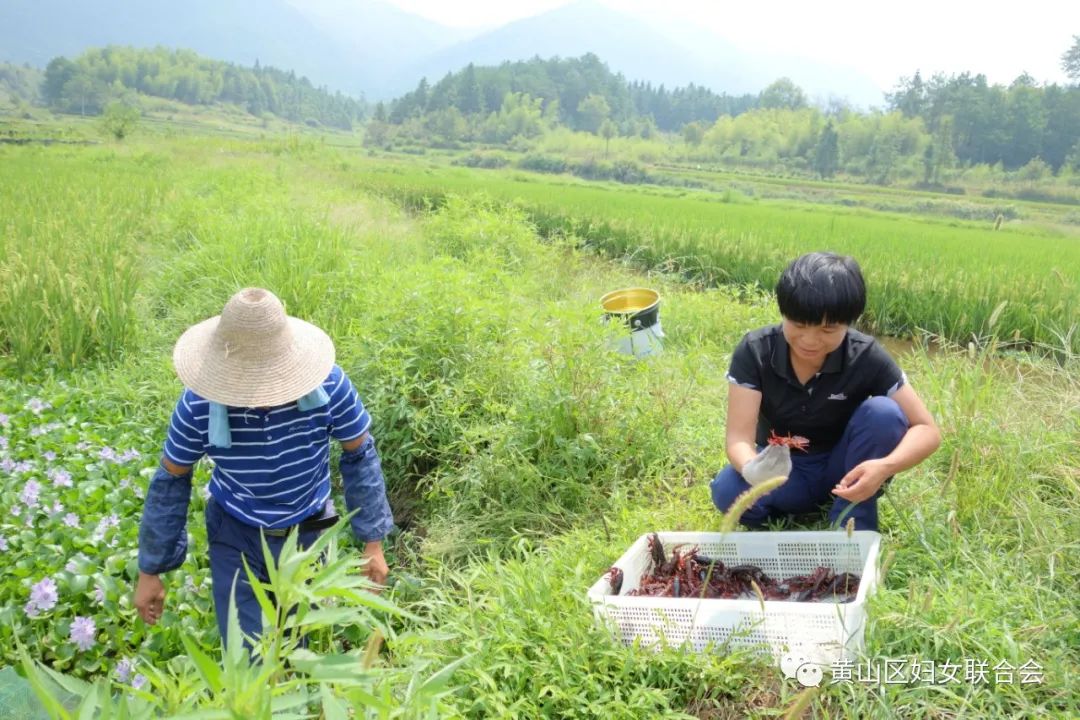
[386,0,1079,93]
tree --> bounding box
[1063,35,1080,82]
[866,133,900,184]
[1003,76,1046,168]
[681,121,705,146]
[888,71,927,117]
[759,78,807,110]
[43,57,76,105]
[576,93,610,133]
[458,64,483,115]
[65,74,104,115]
[922,115,955,183]
[365,103,392,147]
[599,118,617,157]
[100,100,140,140]
[814,120,839,178]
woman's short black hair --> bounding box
[775,252,866,325]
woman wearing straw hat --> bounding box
[133,287,393,645]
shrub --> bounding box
[518,153,568,174]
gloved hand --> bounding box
[741,444,792,486]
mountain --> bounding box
[389,0,885,107]
[390,0,749,96]
[0,0,885,107]
[282,0,475,97]
[0,0,462,99]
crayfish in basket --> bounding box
[619,533,860,602]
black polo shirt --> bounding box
[726,324,906,454]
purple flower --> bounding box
[115,660,134,682]
[0,536,8,551]
[76,441,91,451]
[50,501,64,515]
[13,460,32,473]
[63,513,80,528]
[43,450,56,462]
[70,616,96,651]
[92,514,120,542]
[20,480,41,508]
[93,585,105,605]
[0,435,7,449]
[11,504,22,517]
[132,674,148,690]
[26,398,50,415]
[49,468,73,487]
[0,457,13,473]
[29,577,58,613]
[99,447,117,462]
[24,601,39,618]
[0,412,9,426]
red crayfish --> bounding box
[767,429,811,452]
[625,533,859,602]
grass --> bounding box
[0,127,1077,718]
[325,154,1080,357]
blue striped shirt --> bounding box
[163,364,371,529]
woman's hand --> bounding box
[361,541,389,589]
[134,572,166,625]
[742,444,792,486]
[832,458,896,502]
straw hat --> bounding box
[173,288,335,407]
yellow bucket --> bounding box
[600,287,661,329]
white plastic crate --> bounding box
[586,530,881,666]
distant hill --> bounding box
[38,46,365,129]
[0,0,885,105]
[0,62,43,108]
[396,1,885,107]
[391,0,750,96]
[0,0,425,98]
[283,0,474,98]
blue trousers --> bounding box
[710,397,908,531]
[205,498,324,647]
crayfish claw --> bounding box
[606,566,624,595]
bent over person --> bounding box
[134,287,393,644]
[711,252,941,531]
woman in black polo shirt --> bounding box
[711,252,941,531]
